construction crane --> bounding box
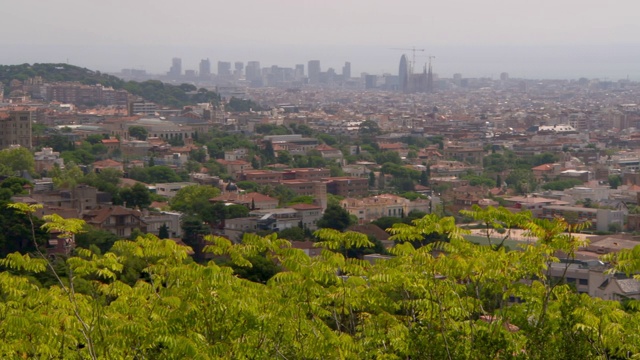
[391,47,425,73]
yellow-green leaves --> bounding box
[314,228,374,251]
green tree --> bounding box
[226,204,250,219]
[542,179,584,191]
[73,224,120,254]
[316,203,354,231]
[158,223,170,239]
[0,201,637,359]
[129,125,149,140]
[369,171,376,187]
[169,185,221,224]
[420,170,429,186]
[0,147,35,176]
[609,174,622,189]
[118,183,151,209]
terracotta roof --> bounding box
[210,192,277,204]
[290,203,323,210]
[531,163,556,171]
[150,201,169,210]
[83,206,144,225]
[315,144,338,151]
[93,159,123,168]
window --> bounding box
[579,279,588,286]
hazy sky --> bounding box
[2,0,640,79]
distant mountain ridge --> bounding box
[0,63,220,108]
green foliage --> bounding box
[127,165,183,184]
[118,183,151,209]
[236,181,260,193]
[317,133,337,145]
[542,178,584,191]
[5,202,640,359]
[287,195,314,206]
[128,125,148,140]
[74,225,120,254]
[375,151,402,165]
[316,203,354,232]
[0,147,35,176]
[169,185,221,224]
[225,204,250,219]
[124,80,220,108]
[0,63,125,90]
[505,168,537,194]
[609,174,622,189]
[227,97,262,112]
[359,119,381,137]
[532,152,559,166]
[255,123,289,135]
[0,177,31,198]
[225,253,281,283]
[277,226,306,241]
[462,174,496,187]
[400,191,427,201]
[158,223,170,239]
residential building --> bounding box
[210,192,278,210]
[341,194,431,222]
[541,205,624,232]
[154,182,197,199]
[142,210,182,238]
[129,101,158,116]
[442,144,485,164]
[83,206,147,238]
[0,109,33,149]
[326,177,369,197]
[34,147,64,173]
[289,203,323,230]
[92,159,124,173]
[216,159,252,178]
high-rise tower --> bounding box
[245,61,261,81]
[217,61,232,76]
[342,62,351,80]
[199,59,211,79]
[234,62,244,77]
[308,60,321,84]
[168,58,182,78]
[427,61,433,93]
[398,55,409,93]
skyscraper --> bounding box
[199,59,211,79]
[308,60,321,84]
[168,58,182,78]
[295,64,305,80]
[245,61,261,81]
[398,55,409,93]
[234,62,244,77]
[427,62,434,93]
[342,62,351,80]
[218,61,232,76]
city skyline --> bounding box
[2,0,640,80]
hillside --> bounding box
[0,63,124,89]
[0,63,220,108]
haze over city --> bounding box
[2,0,640,79]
